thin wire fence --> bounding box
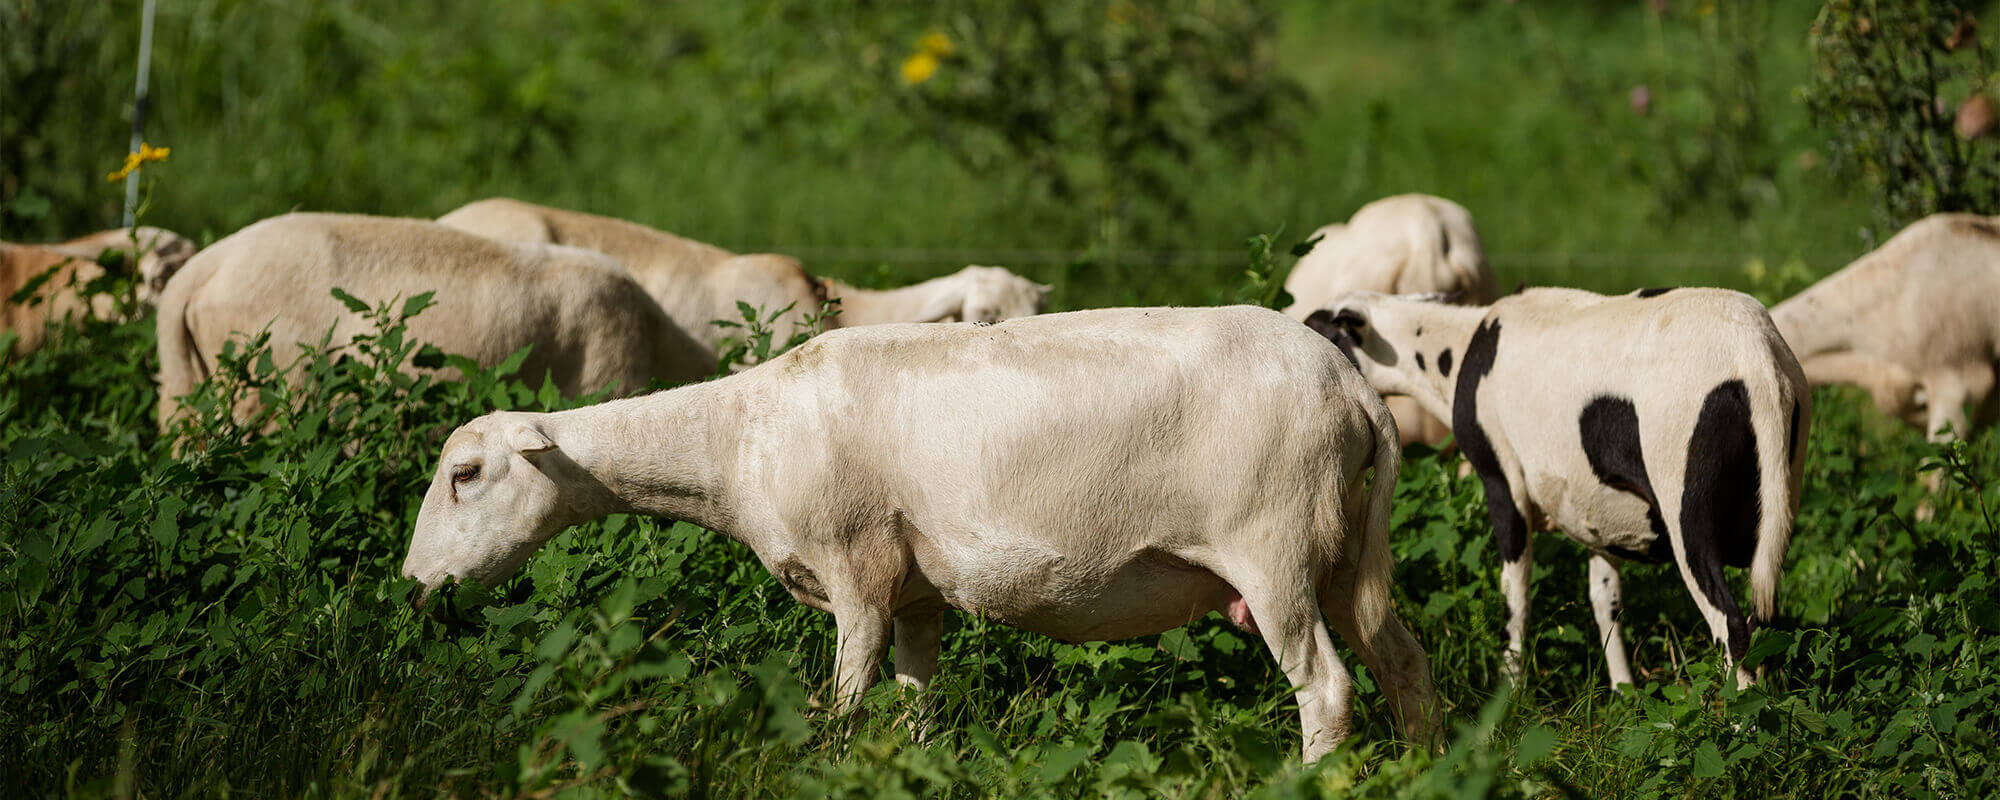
[757,246,1849,271]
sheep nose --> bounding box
[411,581,457,618]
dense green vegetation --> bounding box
[5,1,1895,299]
[5,1,2000,797]
[4,243,1998,798]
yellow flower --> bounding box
[901,30,952,85]
[107,142,171,182]
[917,31,953,58]
[902,51,941,85]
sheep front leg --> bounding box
[832,605,891,712]
[1923,367,1992,445]
[892,610,944,742]
[1917,368,1992,518]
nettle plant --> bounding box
[710,297,843,375]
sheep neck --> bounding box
[822,273,963,326]
[1397,303,1486,425]
[1768,286,1854,363]
[542,383,738,536]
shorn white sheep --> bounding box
[1770,212,2000,442]
[435,198,1049,359]
[401,305,1437,761]
[3,226,197,357]
[41,226,198,306]
[1283,194,1498,447]
[1307,287,1807,689]
[154,212,709,431]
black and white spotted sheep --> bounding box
[1305,286,1808,688]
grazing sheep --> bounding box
[154,213,709,432]
[820,265,1049,326]
[1306,288,1807,689]
[1770,213,2000,442]
[42,226,198,306]
[2,227,198,357]
[401,305,1437,761]
[2,243,114,358]
[435,198,1049,359]
[1283,194,1498,447]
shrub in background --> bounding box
[891,1,1306,260]
[1804,0,1999,231]
[0,1,131,236]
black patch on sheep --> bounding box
[1958,219,2000,239]
[1636,287,1675,298]
[1577,395,1672,563]
[1437,348,1453,378]
[1788,399,1802,464]
[1452,319,1529,563]
[1416,352,1426,371]
[1680,379,1760,659]
[1304,309,1362,370]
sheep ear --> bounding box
[1304,308,1364,339]
[508,423,556,460]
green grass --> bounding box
[4,2,1998,797]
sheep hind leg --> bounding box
[1500,537,1536,685]
[1227,564,1353,762]
[1320,530,1439,750]
[1589,553,1635,690]
[830,601,891,713]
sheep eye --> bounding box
[451,464,480,484]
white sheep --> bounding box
[1283,194,1498,447]
[154,212,710,431]
[435,198,1049,358]
[3,243,112,358]
[41,226,199,306]
[1770,212,2000,442]
[819,265,1050,326]
[400,305,1437,762]
[3,226,198,357]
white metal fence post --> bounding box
[122,0,160,227]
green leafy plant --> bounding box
[711,297,843,375]
[7,254,2000,797]
[1235,226,1317,310]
